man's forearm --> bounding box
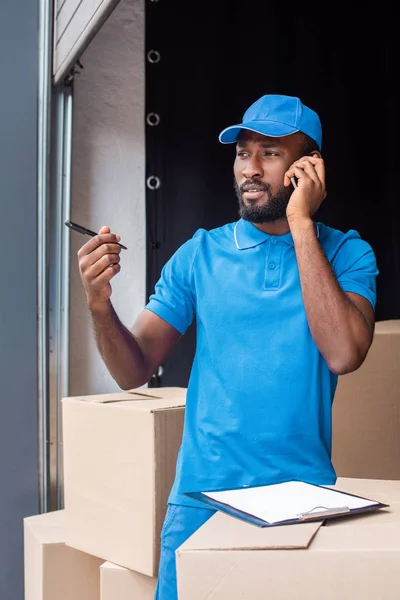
[89,300,150,389]
[291,218,371,374]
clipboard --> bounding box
[185,481,389,527]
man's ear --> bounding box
[310,150,322,158]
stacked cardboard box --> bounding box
[175,322,400,599]
[61,386,186,576]
[24,386,186,599]
[100,562,157,600]
[176,478,400,599]
[23,509,102,600]
[332,320,400,479]
[24,321,400,598]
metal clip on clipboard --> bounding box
[297,505,350,521]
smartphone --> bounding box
[64,220,127,250]
[290,176,298,189]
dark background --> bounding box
[145,1,398,387]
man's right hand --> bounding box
[77,225,122,310]
[76,225,182,390]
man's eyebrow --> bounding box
[260,142,280,148]
[236,140,281,149]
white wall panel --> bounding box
[56,0,67,13]
[57,0,82,40]
[53,0,122,84]
[69,0,145,395]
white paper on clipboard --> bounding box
[203,481,380,525]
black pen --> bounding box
[64,220,128,250]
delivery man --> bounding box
[77,94,378,600]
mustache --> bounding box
[239,180,270,194]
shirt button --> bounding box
[269,262,275,269]
[271,238,277,245]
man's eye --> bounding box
[264,152,279,156]
[237,152,249,158]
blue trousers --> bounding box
[154,504,216,600]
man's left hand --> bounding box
[284,154,327,224]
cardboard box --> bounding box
[176,478,400,599]
[24,509,102,600]
[100,561,157,599]
[334,476,400,504]
[62,386,185,577]
[332,320,400,479]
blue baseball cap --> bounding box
[219,94,322,150]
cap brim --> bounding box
[218,121,299,144]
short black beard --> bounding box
[234,179,292,224]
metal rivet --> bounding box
[147,50,161,64]
[152,365,164,378]
[147,175,161,190]
[146,112,160,126]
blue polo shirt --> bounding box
[145,218,378,507]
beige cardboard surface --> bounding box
[127,387,187,400]
[180,511,321,550]
[77,387,186,404]
[100,562,157,600]
[332,319,400,480]
[177,478,400,599]
[62,387,186,577]
[333,476,400,504]
[24,509,102,600]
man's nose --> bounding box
[242,158,263,180]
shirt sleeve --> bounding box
[144,229,206,334]
[332,230,379,309]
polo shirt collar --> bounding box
[234,218,295,250]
